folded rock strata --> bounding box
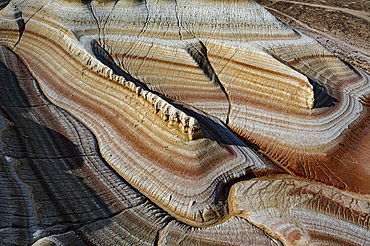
[1,19,279,227]
[1,0,370,245]
[9,0,368,194]
[0,44,145,245]
[35,215,281,246]
[0,44,278,245]
[157,217,280,246]
[230,176,370,245]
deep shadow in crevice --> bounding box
[310,78,338,108]
[13,7,25,47]
[91,40,150,91]
[217,169,257,203]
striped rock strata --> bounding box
[0,43,278,245]
[230,176,370,245]
[1,0,370,245]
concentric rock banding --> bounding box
[33,202,173,246]
[157,217,281,246]
[25,0,370,194]
[0,44,145,245]
[1,1,282,227]
[0,43,279,245]
[1,0,370,244]
[34,210,281,246]
[64,36,203,141]
[229,176,370,245]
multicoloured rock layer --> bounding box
[1,0,370,245]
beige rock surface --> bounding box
[1,0,370,245]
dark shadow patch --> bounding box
[0,0,11,10]
[91,40,150,90]
[135,0,146,4]
[310,78,338,108]
[185,41,215,82]
[216,169,257,203]
[14,9,25,47]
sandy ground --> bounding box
[255,0,370,74]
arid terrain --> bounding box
[256,0,370,74]
[1,0,370,245]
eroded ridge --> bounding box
[1,0,370,244]
[0,1,281,228]
[64,37,203,141]
[0,44,279,245]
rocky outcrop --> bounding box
[1,0,369,245]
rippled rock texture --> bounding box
[0,0,370,245]
[255,0,370,74]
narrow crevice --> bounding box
[261,228,284,246]
[13,6,25,47]
[13,0,53,48]
[84,1,102,45]
[185,41,232,124]
[215,169,258,210]
[91,40,150,91]
[174,0,183,40]
[138,0,150,37]
[101,0,119,46]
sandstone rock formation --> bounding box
[0,0,369,245]
[255,0,370,74]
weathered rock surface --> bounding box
[230,176,370,245]
[255,0,370,74]
[0,0,370,245]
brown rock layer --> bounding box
[0,44,142,244]
[230,175,370,245]
[0,43,278,246]
[1,0,370,245]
